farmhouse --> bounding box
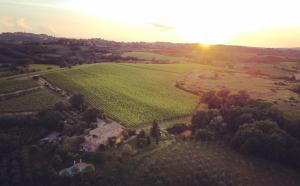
[81,119,124,152]
[289,73,300,81]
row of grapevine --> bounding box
[44,63,200,127]
[129,141,300,186]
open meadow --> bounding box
[176,61,300,120]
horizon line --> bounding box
[1,31,299,49]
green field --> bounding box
[44,63,204,127]
[127,141,300,186]
[122,51,192,63]
[0,78,39,93]
[0,89,62,112]
[28,64,60,71]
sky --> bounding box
[0,0,300,47]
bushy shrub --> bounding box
[38,110,64,131]
[122,144,136,156]
[69,94,85,111]
[195,129,215,141]
[82,108,101,123]
[167,123,189,134]
[192,89,300,168]
[137,138,148,148]
[191,109,219,130]
[231,120,300,167]
[84,152,105,165]
[201,89,250,109]
[54,101,67,111]
[292,84,300,95]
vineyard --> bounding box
[44,63,203,127]
[128,141,300,186]
[0,78,39,94]
[0,89,62,112]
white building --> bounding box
[81,119,124,152]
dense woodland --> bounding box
[0,94,107,186]
[168,90,300,169]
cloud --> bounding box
[0,16,32,32]
[0,16,15,28]
[150,22,175,32]
[16,18,32,31]
[0,0,61,9]
[0,16,55,35]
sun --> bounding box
[59,0,300,45]
[60,0,239,44]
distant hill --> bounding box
[0,32,57,43]
[0,32,300,66]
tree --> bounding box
[137,129,146,138]
[0,157,9,186]
[0,133,19,153]
[191,111,209,130]
[150,120,161,144]
[38,110,64,131]
[51,154,63,170]
[201,90,221,108]
[10,160,22,186]
[70,94,85,111]
[231,120,300,165]
[122,144,136,156]
[195,128,214,141]
[217,88,230,98]
[166,123,189,134]
[54,101,67,111]
[191,109,219,130]
[292,84,300,95]
[84,152,105,165]
[236,90,250,106]
[137,138,148,148]
[208,115,227,137]
[82,108,100,123]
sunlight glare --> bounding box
[60,0,300,45]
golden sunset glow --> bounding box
[0,0,300,47]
